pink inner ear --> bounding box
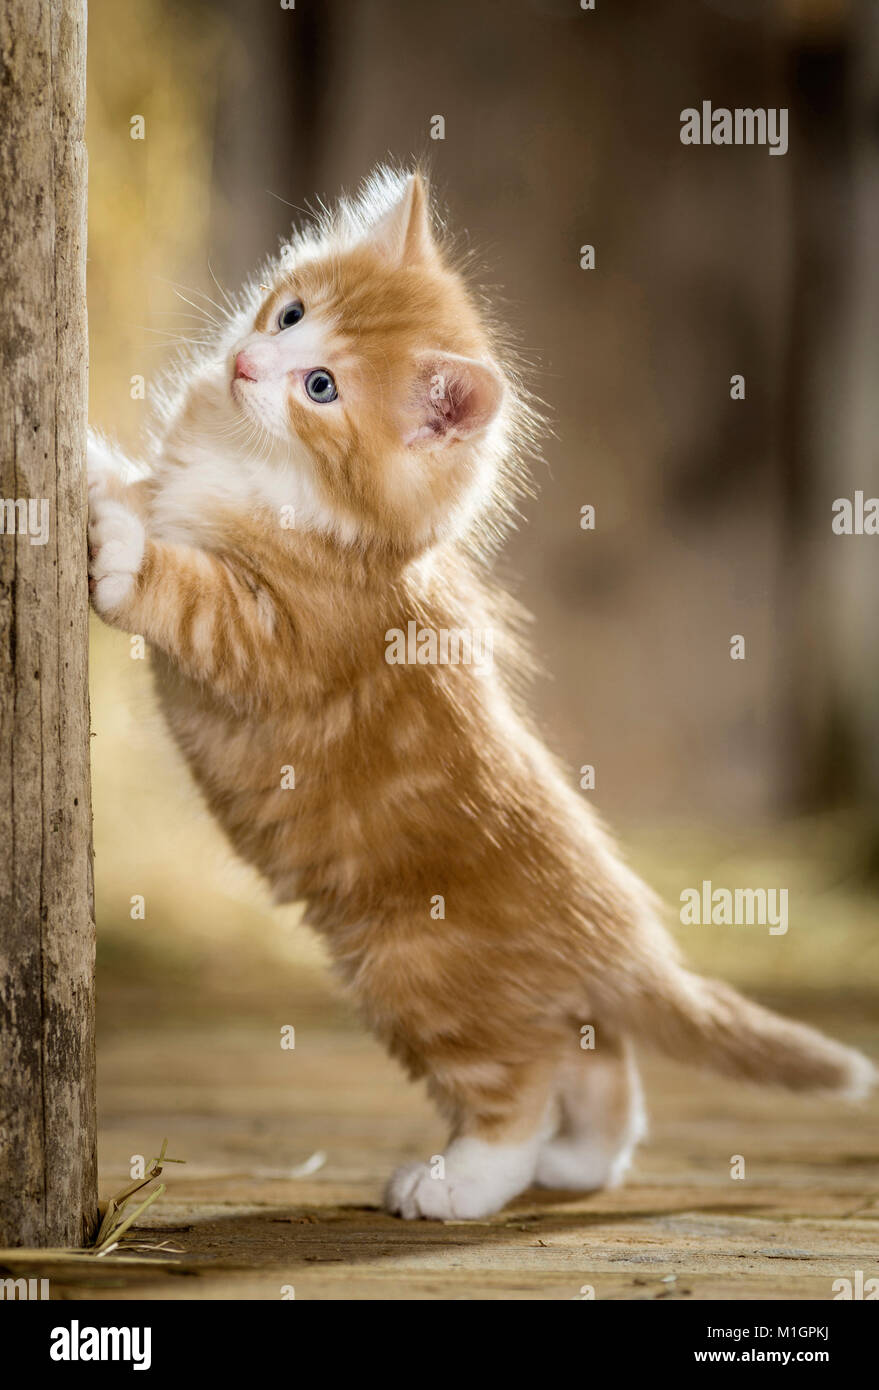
[418,356,504,444]
[430,374,470,430]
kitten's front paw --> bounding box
[87,431,126,499]
[88,491,145,616]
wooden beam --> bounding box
[0,0,96,1247]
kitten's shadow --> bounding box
[131,1187,779,1267]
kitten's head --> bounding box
[227,170,520,555]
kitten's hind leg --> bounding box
[385,1058,558,1221]
[535,1033,646,1191]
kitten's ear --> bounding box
[369,174,434,267]
[404,352,506,448]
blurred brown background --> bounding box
[86,0,879,1023]
[74,0,879,1299]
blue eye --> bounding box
[305,369,338,403]
[278,300,304,329]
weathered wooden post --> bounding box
[0,0,97,1246]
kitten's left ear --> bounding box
[369,173,435,268]
[404,351,506,448]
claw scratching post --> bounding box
[0,0,97,1246]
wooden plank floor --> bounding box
[31,1012,879,1301]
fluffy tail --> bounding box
[604,963,875,1098]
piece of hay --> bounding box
[93,1137,185,1254]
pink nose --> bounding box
[234,351,258,382]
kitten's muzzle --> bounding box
[234,351,259,382]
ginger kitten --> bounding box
[88,169,873,1220]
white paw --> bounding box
[534,1098,646,1192]
[534,1138,633,1191]
[87,431,125,496]
[88,492,145,615]
[385,1135,540,1221]
[88,427,151,485]
[384,1160,497,1220]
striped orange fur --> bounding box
[88,169,874,1219]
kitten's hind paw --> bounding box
[385,1161,463,1220]
[385,1135,540,1221]
[533,1137,634,1192]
